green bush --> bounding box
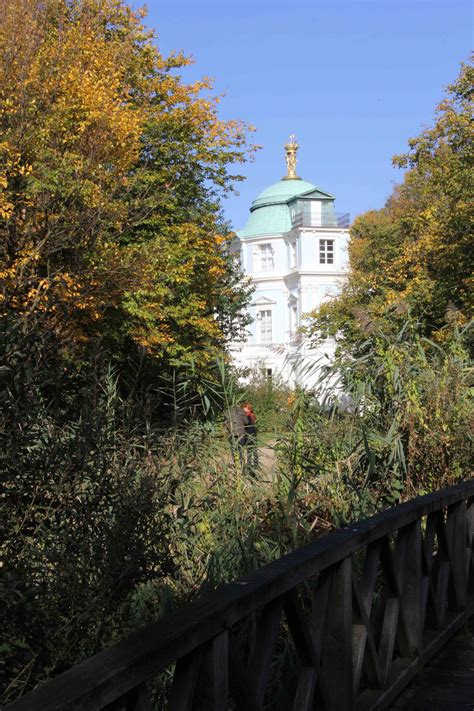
[274,318,473,534]
[0,360,176,702]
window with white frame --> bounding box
[258,309,272,342]
[259,244,274,271]
[319,239,334,264]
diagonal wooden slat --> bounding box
[351,571,383,692]
[397,521,423,654]
[228,634,262,711]
[420,573,430,632]
[434,561,450,628]
[310,567,332,657]
[379,536,411,658]
[194,632,229,711]
[167,647,204,711]
[247,596,284,705]
[421,511,442,629]
[292,667,317,711]
[103,696,127,711]
[103,683,153,711]
[359,541,383,616]
[322,557,353,711]
[422,512,438,575]
[125,684,153,711]
[283,588,330,709]
[351,541,384,693]
[103,697,125,711]
[446,501,468,610]
[378,596,399,686]
[466,498,474,593]
[431,512,452,627]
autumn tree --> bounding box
[305,57,473,350]
[0,0,255,377]
[1,1,256,700]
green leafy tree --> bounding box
[0,0,255,370]
[306,57,473,350]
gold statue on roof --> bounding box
[282,134,301,180]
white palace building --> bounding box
[231,136,350,387]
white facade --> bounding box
[231,142,349,388]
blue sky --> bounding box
[144,0,472,230]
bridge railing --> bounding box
[6,480,474,711]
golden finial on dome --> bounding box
[282,134,301,180]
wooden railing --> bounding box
[6,480,474,711]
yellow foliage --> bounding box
[1,0,254,363]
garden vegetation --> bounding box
[0,1,472,704]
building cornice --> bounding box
[240,233,284,243]
[251,268,346,283]
[297,227,350,235]
[238,225,350,243]
[297,269,347,277]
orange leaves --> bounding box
[24,15,145,174]
[0,0,254,368]
[0,141,32,219]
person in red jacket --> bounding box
[243,402,258,471]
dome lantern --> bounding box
[282,134,301,181]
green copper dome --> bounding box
[237,137,338,238]
[252,179,317,207]
[238,178,318,238]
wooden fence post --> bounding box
[446,501,468,611]
[398,520,423,655]
[193,632,229,711]
[324,556,353,711]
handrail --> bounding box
[291,211,350,228]
[6,479,474,711]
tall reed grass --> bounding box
[2,322,472,704]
